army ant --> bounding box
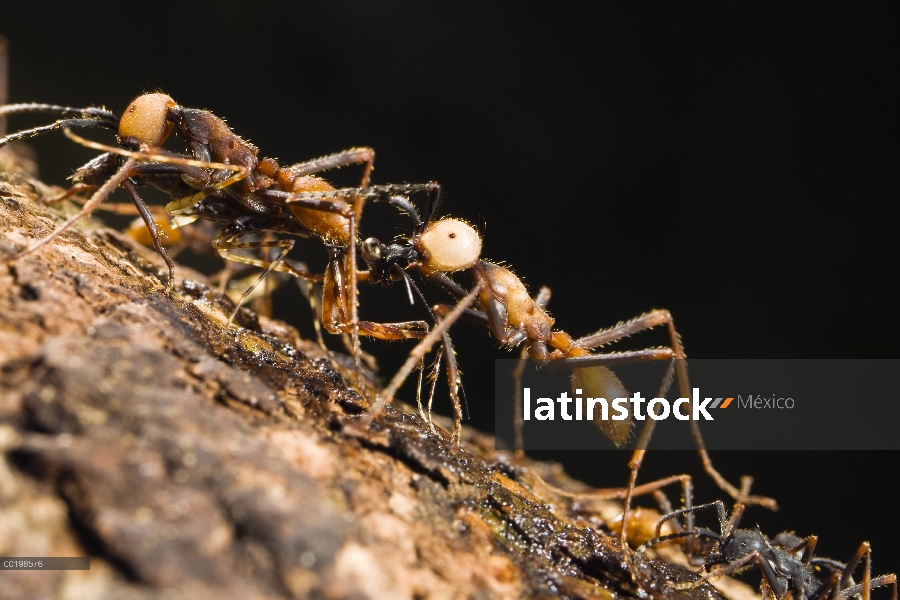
[639,499,898,600]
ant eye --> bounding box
[418,219,481,273]
[119,93,175,146]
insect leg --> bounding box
[362,282,482,427]
[572,309,779,511]
[7,158,137,262]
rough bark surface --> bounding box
[0,148,738,599]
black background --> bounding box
[3,1,898,586]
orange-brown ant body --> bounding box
[1,94,439,380]
[360,189,778,557]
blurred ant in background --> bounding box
[639,497,897,600]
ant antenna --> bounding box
[422,181,442,229]
[386,195,422,227]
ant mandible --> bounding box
[640,499,898,600]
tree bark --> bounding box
[0,147,738,600]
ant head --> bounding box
[708,529,768,567]
[361,237,419,284]
[414,218,482,274]
[118,93,175,147]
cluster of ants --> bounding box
[1,88,895,600]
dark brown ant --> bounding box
[640,499,898,600]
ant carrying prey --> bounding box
[1,91,443,384]
[639,498,898,600]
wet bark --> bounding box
[0,147,737,599]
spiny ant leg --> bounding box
[425,347,443,432]
[276,182,439,213]
[439,322,465,445]
[7,158,138,262]
[574,309,778,511]
[512,286,552,458]
[841,575,898,600]
[348,213,362,388]
[361,282,482,430]
[0,102,117,123]
[283,146,376,194]
[122,180,176,291]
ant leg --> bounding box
[59,129,250,214]
[122,180,176,291]
[413,330,464,441]
[674,551,776,592]
[424,347,443,432]
[361,282,482,428]
[841,575,898,600]
[282,146,376,193]
[416,354,430,427]
[273,182,439,213]
[346,215,363,387]
[41,183,97,205]
[833,543,897,600]
[569,310,779,511]
[512,286,552,459]
[439,322,465,445]
[212,236,324,328]
[320,257,429,341]
[7,158,138,262]
[650,500,727,542]
[306,281,327,350]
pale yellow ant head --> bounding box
[118,93,175,146]
[417,218,482,273]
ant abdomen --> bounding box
[281,175,350,246]
[571,366,632,446]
